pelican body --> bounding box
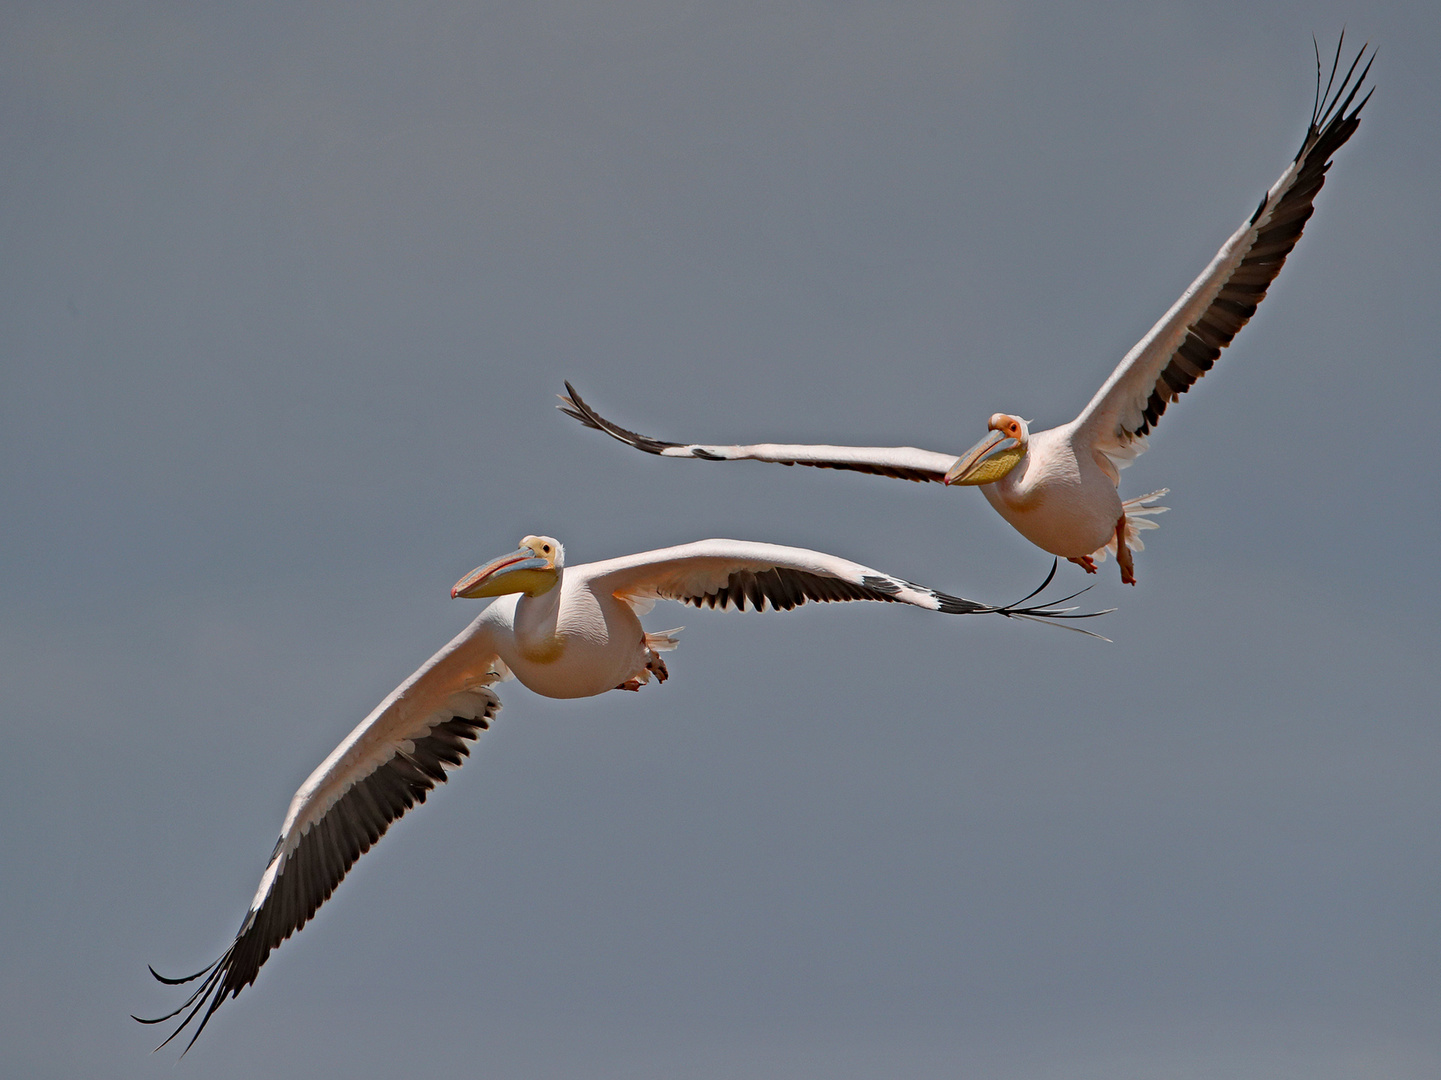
[958,418,1124,563]
[460,541,662,698]
[559,40,1372,585]
[943,413,1169,584]
[139,534,1096,1051]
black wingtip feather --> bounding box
[139,693,501,1053]
[1007,558,1058,607]
[557,382,686,456]
[146,962,212,986]
[952,560,1113,638]
[1132,35,1370,442]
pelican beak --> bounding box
[944,431,1024,486]
[451,549,553,599]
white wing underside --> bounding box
[1073,42,1372,472]
[581,538,984,614]
[655,441,957,478]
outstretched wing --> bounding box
[559,383,957,484]
[1073,37,1373,468]
[138,616,507,1052]
[580,539,1104,630]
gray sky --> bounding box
[4,1,1439,1076]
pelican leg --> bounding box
[614,678,645,691]
[1067,555,1098,574]
[646,654,669,684]
[1114,514,1136,586]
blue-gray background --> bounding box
[4,2,1438,1076]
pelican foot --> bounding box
[614,678,644,692]
[647,655,669,684]
[1067,555,1098,574]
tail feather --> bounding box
[1093,489,1170,560]
[644,628,683,652]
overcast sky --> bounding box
[3,1,1439,1077]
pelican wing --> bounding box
[560,383,956,484]
[139,617,506,1052]
[581,539,1092,625]
[1073,39,1372,466]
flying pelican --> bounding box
[558,40,1372,585]
[138,535,1097,1050]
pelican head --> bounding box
[452,535,565,599]
[944,413,1029,486]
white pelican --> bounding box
[559,40,1372,585]
[138,535,1098,1050]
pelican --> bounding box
[559,40,1372,585]
[138,534,1097,1050]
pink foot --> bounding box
[1067,555,1098,574]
